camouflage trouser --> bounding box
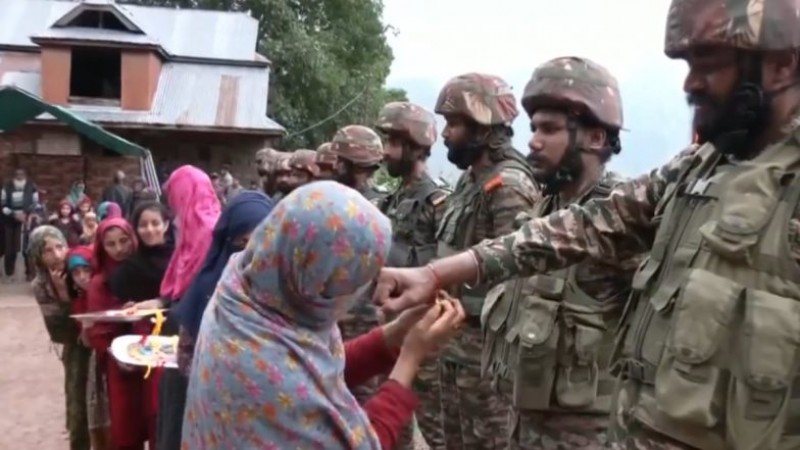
[507,408,610,449]
[63,340,91,450]
[440,322,507,450]
[415,357,444,449]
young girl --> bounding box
[80,212,98,246]
[67,246,111,450]
[50,200,83,247]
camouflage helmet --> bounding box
[330,125,384,166]
[315,142,337,166]
[664,0,800,58]
[434,73,518,126]
[255,147,279,175]
[289,149,320,177]
[274,152,291,173]
[375,102,437,147]
[521,56,623,130]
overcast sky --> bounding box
[381,0,693,181]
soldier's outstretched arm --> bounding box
[469,148,699,286]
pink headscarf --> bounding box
[160,165,221,300]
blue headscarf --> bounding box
[175,190,274,338]
[182,181,391,450]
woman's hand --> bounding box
[400,293,465,361]
[49,268,70,302]
[388,295,466,388]
[381,304,430,349]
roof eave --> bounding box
[29,119,286,136]
[29,36,168,57]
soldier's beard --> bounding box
[688,86,771,159]
[445,139,483,170]
[385,151,415,178]
[528,148,583,196]
[335,171,357,188]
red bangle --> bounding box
[426,263,441,291]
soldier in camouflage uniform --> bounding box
[375,101,449,449]
[288,149,321,189]
[376,1,800,449]
[271,154,293,202]
[434,73,541,449]
[482,57,643,450]
[255,147,285,197]
[330,124,389,206]
[315,142,337,181]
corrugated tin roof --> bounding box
[0,0,261,63]
[2,62,284,133]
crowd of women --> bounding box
[28,164,465,450]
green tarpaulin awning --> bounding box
[0,85,147,157]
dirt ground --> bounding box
[0,280,68,450]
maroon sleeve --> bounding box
[343,326,399,388]
[363,380,419,450]
[344,327,397,387]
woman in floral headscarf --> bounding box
[182,181,465,449]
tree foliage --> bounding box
[121,0,406,148]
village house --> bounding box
[0,0,284,206]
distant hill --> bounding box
[387,61,692,184]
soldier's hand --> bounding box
[373,266,438,315]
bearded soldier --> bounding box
[255,147,284,197]
[315,142,337,181]
[330,125,388,206]
[376,0,800,449]
[483,57,642,449]
[288,149,321,189]
[434,73,540,449]
[375,101,449,448]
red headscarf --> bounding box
[85,218,138,351]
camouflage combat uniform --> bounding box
[435,73,541,449]
[331,125,389,207]
[376,102,450,449]
[471,2,800,448]
[482,58,643,450]
[330,124,387,404]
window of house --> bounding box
[69,47,122,102]
[67,10,130,32]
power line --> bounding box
[285,87,368,139]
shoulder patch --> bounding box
[429,191,448,206]
[483,174,504,192]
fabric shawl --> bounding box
[159,165,221,301]
[182,181,391,450]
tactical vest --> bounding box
[381,176,441,268]
[611,140,800,450]
[436,156,535,317]
[3,180,36,212]
[481,177,619,414]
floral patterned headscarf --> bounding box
[182,181,391,449]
